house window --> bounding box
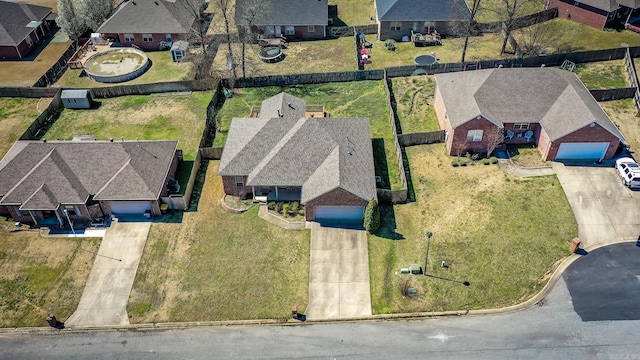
[64,205,78,216]
[513,122,530,130]
[124,34,134,42]
[413,22,419,32]
[166,34,172,42]
[308,25,315,32]
[390,22,401,31]
[285,26,295,35]
[265,26,275,35]
[467,129,483,142]
[235,176,244,187]
[13,206,22,216]
[143,34,153,42]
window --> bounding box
[413,22,419,32]
[390,22,401,31]
[467,130,483,142]
[166,34,172,42]
[64,205,78,216]
[265,26,275,35]
[513,122,530,130]
[235,176,244,187]
[143,34,153,42]
[285,26,295,35]
[124,34,134,42]
[308,25,315,32]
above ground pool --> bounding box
[84,48,150,83]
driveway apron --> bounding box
[552,163,640,247]
[66,220,151,326]
[306,222,372,320]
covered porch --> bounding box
[252,186,302,203]
[502,123,540,145]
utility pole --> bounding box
[424,231,432,275]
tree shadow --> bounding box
[328,5,347,27]
[187,159,209,212]
[372,138,391,190]
[153,210,184,223]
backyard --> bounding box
[601,98,640,152]
[42,92,212,161]
[0,227,99,327]
[127,162,310,322]
[0,97,41,158]
[391,76,440,133]
[55,51,191,88]
[572,60,629,89]
[329,0,376,26]
[368,144,577,313]
[212,81,403,190]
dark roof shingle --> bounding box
[375,0,470,21]
[97,0,197,34]
[235,0,328,26]
[0,1,52,47]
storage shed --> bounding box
[61,89,93,109]
[170,41,188,62]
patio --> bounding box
[253,187,301,202]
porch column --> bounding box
[252,186,255,199]
[29,210,37,225]
[55,209,63,226]
[275,186,279,200]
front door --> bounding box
[275,26,282,37]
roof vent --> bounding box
[154,0,159,4]
[277,109,282,117]
[109,138,114,142]
[42,138,46,143]
[132,1,136,5]
[288,103,294,109]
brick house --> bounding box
[0,1,56,60]
[546,0,640,30]
[218,93,377,222]
[375,0,470,41]
[235,0,328,40]
[96,0,201,51]
[0,140,181,227]
[434,68,625,161]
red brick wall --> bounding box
[221,175,253,198]
[288,25,326,40]
[548,0,608,29]
[434,86,454,153]
[105,33,185,51]
[450,117,500,156]
[538,127,553,159]
[305,187,369,221]
[503,123,542,143]
[378,20,457,41]
[545,123,621,160]
[0,37,33,59]
[160,152,180,197]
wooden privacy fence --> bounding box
[398,131,446,146]
[381,70,409,204]
[199,147,224,160]
[0,87,59,98]
[624,48,640,112]
[89,80,215,98]
[590,88,637,101]
[478,8,559,33]
[19,89,62,140]
[33,41,79,88]
[233,70,384,87]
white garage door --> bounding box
[315,206,365,220]
[109,201,152,214]
[556,142,609,160]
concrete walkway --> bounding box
[66,220,151,326]
[498,158,555,177]
[305,222,372,320]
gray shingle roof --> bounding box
[218,93,376,204]
[0,140,178,209]
[375,0,470,21]
[61,89,90,99]
[0,1,52,47]
[435,68,625,142]
[259,92,306,119]
[97,0,197,34]
[581,0,619,12]
[617,0,640,9]
[235,0,328,26]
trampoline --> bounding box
[259,46,285,63]
[414,54,437,66]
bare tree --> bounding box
[210,0,237,79]
[81,0,113,31]
[517,16,561,56]
[57,0,87,41]
[180,0,211,55]
[235,0,270,78]
[459,0,482,63]
[485,127,505,157]
[489,0,544,54]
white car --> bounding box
[615,157,640,189]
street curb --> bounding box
[0,240,633,335]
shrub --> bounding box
[482,158,490,165]
[363,198,380,234]
[452,161,459,167]
[291,202,300,215]
[275,202,283,213]
[267,201,276,210]
[490,156,498,164]
[282,203,290,215]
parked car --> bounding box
[615,157,640,189]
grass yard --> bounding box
[391,76,440,133]
[474,0,545,23]
[507,144,550,167]
[0,39,71,87]
[368,144,576,314]
[366,33,515,69]
[0,228,99,327]
[600,98,640,152]
[572,60,629,89]
[43,92,211,160]
[127,162,310,322]
[0,97,41,158]
[513,18,640,55]
[212,37,356,77]
[329,0,376,26]
[55,51,191,88]
[213,81,403,190]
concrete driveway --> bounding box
[553,162,640,247]
[305,222,372,320]
[66,220,151,326]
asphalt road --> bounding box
[564,242,640,321]
[2,274,640,360]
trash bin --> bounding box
[570,238,581,253]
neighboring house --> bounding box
[0,139,180,227]
[0,0,56,60]
[547,0,640,31]
[374,0,471,41]
[218,92,377,222]
[96,0,201,51]
[235,0,328,40]
[434,68,625,161]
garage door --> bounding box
[314,206,365,220]
[556,142,609,160]
[109,201,152,215]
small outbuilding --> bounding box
[170,41,188,62]
[61,89,93,109]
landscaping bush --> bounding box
[291,202,300,216]
[275,202,283,213]
[482,158,490,165]
[268,201,276,210]
[490,156,498,164]
[364,198,380,234]
[282,203,290,215]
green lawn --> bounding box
[329,0,376,26]
[43,92,212,160]
[573,60,629,89]
[368,144,576,313]
[127,162,310,322]
[0,228,99,327]
[213,81,403,190]
[0,97,41,158]
[391,76,440,133]
[55,51,192,88]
